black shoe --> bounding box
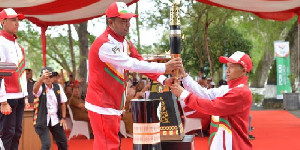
[249,135,255,140]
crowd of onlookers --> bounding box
[25,68,240,139]
[25,68,153,138]
[122,72,151,135]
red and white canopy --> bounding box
[0,0,138,27]
[0,0,138,66]
[1,0,299,66]
[1,0,299,25]
[196,0,300,21]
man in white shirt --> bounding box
[33,67,68,150]
[0,8,30,150]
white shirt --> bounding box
[0,35,28,102]
[34,84,67,126]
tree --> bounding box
[230,14,296,87]
[135,2,141,52]
[74,22,89,82]
[68,24,76,77]
[285,20,299,81]
[140,0,251,80]
[18,20,80,78]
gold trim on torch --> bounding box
[170,2,180,26]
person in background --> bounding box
[206,78,212,88]
[196,68,205,83]
[121,85,136,135]
[85,2,182,149]
[33,67,68,150]
[170,51,253,149]
[65,72,75,88]
[206,78,216,89]
[77,76,87,101]
[134,79,151,99]
[198,76,207,88]
[122,79,151,135]
[218,79,227,87]
[68,86,92,136]
[51,71,59,84]
[65,85,73,101]
[131,72,139,86]
[58,69,66,89]
[0,8,30,150]
[64,84,73,118]
[26,68,36,103]
[210,81,216,88]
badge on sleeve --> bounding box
[112,46,120,54]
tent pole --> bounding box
[298,15,300,84]
[41,26,48,67]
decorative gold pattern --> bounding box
[160,97,170,123]
[179,123,184,133]
[170,3,180,26]
[160,130,179,135]
[160,126,178,131]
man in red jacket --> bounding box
[171,51,253,149]
[86,2,182,150]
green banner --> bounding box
[274,41,291,99]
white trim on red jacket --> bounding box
[0,35,27,102]
[179,75,252,150]
[86,30,166,116]
[99,35,166,75]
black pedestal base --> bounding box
[161,135,195,150]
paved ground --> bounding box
[288,110,300,118]
[251,103,300,118]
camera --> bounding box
[51,72,59,77]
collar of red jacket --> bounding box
[227,76,248,88]
[0,30,17,42]
[106,27,124,43]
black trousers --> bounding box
[0,98,25,150]
[35,120,68,150]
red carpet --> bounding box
[53,110,300,150]
[250,110,300,150]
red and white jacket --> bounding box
[85,27,166,116]
[0,30,27,102]
[180,76,252,150]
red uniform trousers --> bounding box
[88,111,121,150]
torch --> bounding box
[170,0,181,79]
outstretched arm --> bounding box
[33,70,50,94]
[171,83,245,116]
